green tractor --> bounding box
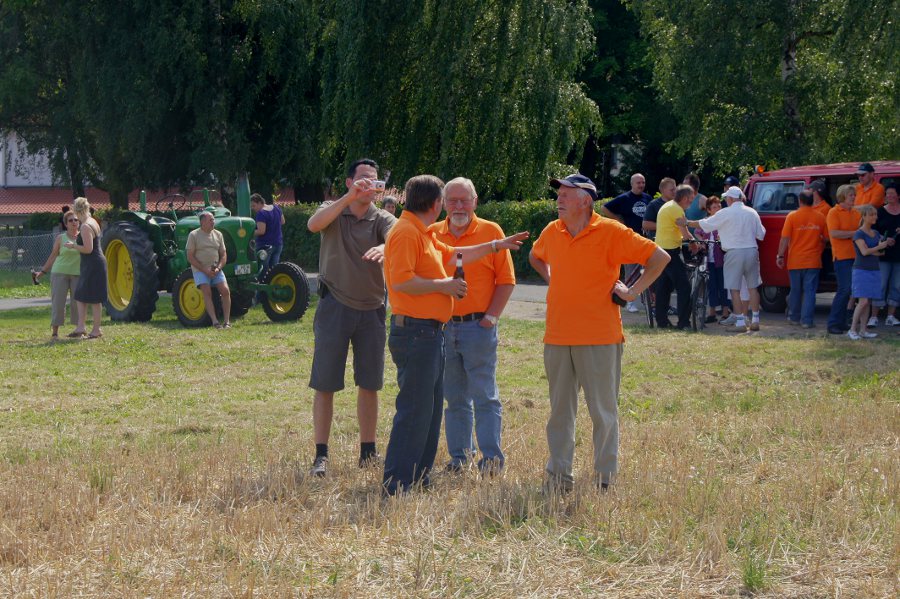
[101,176,309,326]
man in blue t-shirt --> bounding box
[601,172,653,312]
[601,173,653,234]
[251,193,285,283]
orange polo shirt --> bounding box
[428,216,516,316]
[826,204,861,261]
[781,206,826,269]
[812,201,831,219]
[385,211,455,322]
[531,213,657,346]
[855,182,885,209]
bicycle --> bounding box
[683,239,720,331]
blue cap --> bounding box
[724,175,739,187]
[856,162,875,174]
[550,173,598,201]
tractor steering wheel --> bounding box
[155,194,187,213]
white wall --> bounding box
[1,132,55,187]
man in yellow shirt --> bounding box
[653,184,699,328]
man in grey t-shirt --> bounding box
[306,158,396,477]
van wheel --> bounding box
[760,286,788,313]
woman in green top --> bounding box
[34,212,82,339]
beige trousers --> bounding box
[50,273,79,326]
[543,343,622,485]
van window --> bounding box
[751,181,806,212]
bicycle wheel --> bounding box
[691,274,708,332]
[641,286,655,328]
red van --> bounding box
[744,161,900,312]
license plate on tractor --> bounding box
[235,263,252,275]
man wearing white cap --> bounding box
[683,186,766,331]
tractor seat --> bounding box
[150,215,176,227]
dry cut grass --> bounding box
[0,304,898,597]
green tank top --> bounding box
[51,233,82,276]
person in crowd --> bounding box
[807,180,832,218]
[381,196,398,215]
[601,172,653,313]
[826,185,860,334]
[873,183,900,326]
[653,184,698,329]
[34,211,81,339]
[693,196,732,323]
[59,205,71,231]
[529,173,668,494]
[847,205,894,339]
[381,175,527,496]
[250,193,285,304]
[683,186,766,331]
[428,177,515,474]
[64,197,107,339]
[305,158,397,477]
[641,177,676,240]
[186,211,231,329]
[717,176,752,322]
[854,163,884,209]
[723,175,740,191]
[776,190,827,328]
[683,172,708,224]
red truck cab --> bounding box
[744,161,900,312]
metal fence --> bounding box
[0,231,55,271]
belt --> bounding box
[391,314,446,330]
[450,312,485,323]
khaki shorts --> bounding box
[723,248,761,291]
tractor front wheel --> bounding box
[260,262,310,322]
[172,269,221,327]
[102,221,159,322]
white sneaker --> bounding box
[885,315,900,326]
[626,302,639,313]
[867,316,878,327]
[719,313,737,325]
[861,331,878,339]
[734,319,747,330]
[847,330,861,340]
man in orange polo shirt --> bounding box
[826,184,861,333]
[777,190,827,327]
[382,175,527,495]
[854,163,885,209]
[529,174,669,493]
[807,180,832,218]
[429,177,515,474]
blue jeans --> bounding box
[382,319,445,495]
[877,261,900,307]
[255,243,283,302]
[827,259,853,328]
[443,321,504,469]
[706,264,731,310]
[788,268,820,325]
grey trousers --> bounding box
[50,273,79,326]
[543,343,623,485]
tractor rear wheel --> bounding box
[260,262,310,322]
[102,221,159,322]
[172,269,221,327]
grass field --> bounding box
[0,298,897,597]
[0,271,48,299]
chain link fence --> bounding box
[0,231,55,272]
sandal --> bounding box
[213,322,223,329]
[87,332,103,339]
[66,331,86,338]
[223,323,232,329]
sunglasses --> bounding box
[65,218,79,223]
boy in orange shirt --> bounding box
[777,190,827,327]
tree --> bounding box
[317,0,600,200]
[627,0,900,173]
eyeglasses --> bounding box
[65,218,79,223]
[445,198,474,206]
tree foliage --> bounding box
[628,0,899,173]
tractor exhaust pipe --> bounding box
[236,173,251,218]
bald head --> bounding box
[630,173,646,195]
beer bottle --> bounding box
[453,252,464,280]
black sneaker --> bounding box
[358,453,382,468]
[444,461,465,474]
[309,455,328,478]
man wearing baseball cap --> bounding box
[806,180,832,218]
[855,163,884,209]
[529,173,669,493]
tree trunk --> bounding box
[65,146,86,197]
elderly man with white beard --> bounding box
[427,177,516,474]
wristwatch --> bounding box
[483,314,499,325]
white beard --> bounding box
[450,214,471,228]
